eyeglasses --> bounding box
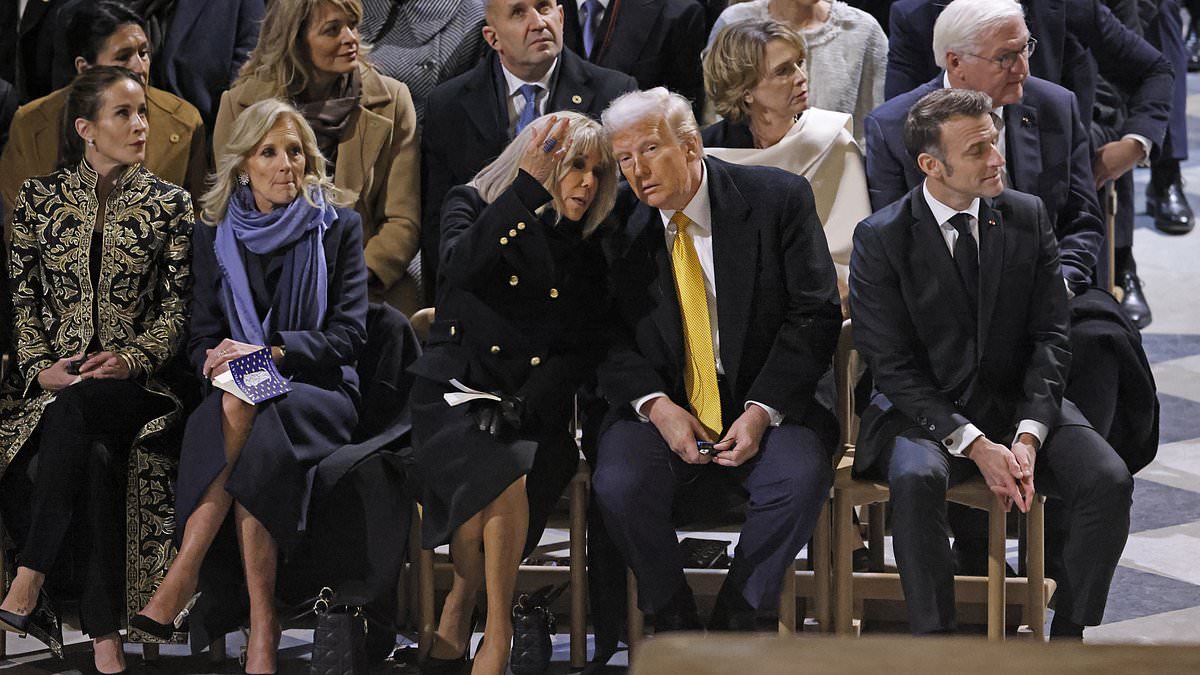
[963,37,1037,70]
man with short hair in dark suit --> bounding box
[594,87,841,631]
[421,0,637,305]
[558,0,707,114]
[850,87,1133,638]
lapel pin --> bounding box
[988,219,996,226]
[571,94,583,104]
[1021,115,1032,127]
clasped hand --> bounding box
[37,351,133,391]
[966,432,1038,513]
[470,393,526,440]
[645,397,770,466]
[203,339,267,379]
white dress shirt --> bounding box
[500,59,558,137]
[922,182,1049,455]
[633,164,784,427]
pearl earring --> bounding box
[86,138,95,147]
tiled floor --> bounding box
[7,64,1200,675]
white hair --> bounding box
[932,0,1026,70]
[601,87,704,155]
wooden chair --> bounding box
[830,319,1048,640]
[408,307,591,669]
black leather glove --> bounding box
[470,393,526,440]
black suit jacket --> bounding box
[865,76,1103,292]
[599,157,841,429]
[559,0,706,112]
[884,0,1172,150]
[421,50,636,304]
[849,187,1072,474]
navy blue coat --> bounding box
[864,76,1104,293]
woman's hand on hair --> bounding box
[78,351,132,380]
[36,353,86,391]
[203,339,267,379]
[518,115,572,184]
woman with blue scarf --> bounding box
[131,98,368,674]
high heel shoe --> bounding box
[419,611,479,675]
[130,592,201,640]
[0,589,64,658]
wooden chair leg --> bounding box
[778,559,797,634]
[987,496,1007,641]
[812,500,832,632]
[626,569,643,657]
[867,503,886,571]
[141,643,160,662]
[832,492,855,635]
[1027,496,1046,640]
[568,471,588,669]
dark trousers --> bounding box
[592,418,832,613]
[885,422,1132,634]
[3,379,163,637]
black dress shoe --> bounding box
[130,592,200,641]
[1146,180,1195,235]
[417,634,469,675]
[1119,270,1153,329]
[0,590,64,659]
[650,583,701,633]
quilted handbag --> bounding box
[509,582,568,675]
[308,587,368,675]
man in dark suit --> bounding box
[883,0,1174,325]
[421,0,637,305]
[866,0,1109,297]
[558,0,706,114]
[850,87,1132,637]
[594,87,841,630]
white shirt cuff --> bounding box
[1015,419,1049,448]
[1122,133,1151,167]
[1064,276,1075,299]
[745,400,783,426]
[944,422,983,456]
[632,392,667,421]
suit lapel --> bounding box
[463,57,508,143]
[629,203,685,367]
[549,51,595,114]
[1003,102,1040,193]
[909,193,975,336]
[976,197,1006,349]
[707,159,754,386]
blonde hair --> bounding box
[704,19,807,124]
[201,98,346,224]
[470,111,617,237]
[236,0,371,97]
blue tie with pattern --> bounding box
[515,83,540,135]
[582,0,602,57]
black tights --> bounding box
[1,379,165,637]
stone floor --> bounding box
[6,63,1200,675]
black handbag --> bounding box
[509,582,567,675]
[307,587,369,675]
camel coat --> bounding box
[213,63,421,315]
[0,85,206,233]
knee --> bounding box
[1078,461,1134,512]
[888,461,949,507]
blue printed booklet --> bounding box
[212,347,291,404]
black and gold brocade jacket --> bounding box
[0,161,193,476]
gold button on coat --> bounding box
[571,95,582,104]
[509,275,519,286]
[169,133,181,143]
[449,326,457,336]
[500,237,509,245]
[530,356,542,366]
[509,228,518,237]
[549,288,559,298]
[517,222,526,230]
[490,345,501,354]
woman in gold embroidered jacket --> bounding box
[0,66,192,675]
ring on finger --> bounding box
[542,137,558,153]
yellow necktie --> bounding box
[669,212,722,437]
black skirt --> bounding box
[410,376,577,551]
